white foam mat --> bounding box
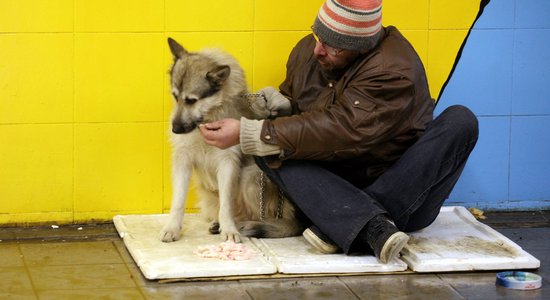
[113,214,276,280]
[255,237,407,274]
[400,206,540,272]
[113,206,540,280]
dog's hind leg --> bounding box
[208,222,220,234]
[196,188,221,234]
[160,154,192,242]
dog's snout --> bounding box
[172,121,197,134]
[172,122,186,134]
[185,97,198,105]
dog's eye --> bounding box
[185,97,198,105]
[172,91,179,101]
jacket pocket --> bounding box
[349,98,376,112]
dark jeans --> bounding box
[255,105,479,254]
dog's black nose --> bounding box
[172,121,196,134]
[172,122,186,134]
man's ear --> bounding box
[167,37,188,60]
[206,65,231,88]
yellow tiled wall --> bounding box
[0,0,480,225]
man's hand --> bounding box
[199,118,241,149]
[248,95,271,119]
[258,87,292,117]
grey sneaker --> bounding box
[303,226,340,254]
[365,215,409,263]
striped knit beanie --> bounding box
[313,0,383,51]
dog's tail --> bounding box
[237,219,305,238]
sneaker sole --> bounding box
[379,231,409,263]
[303,228,340,254]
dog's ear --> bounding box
[168,37,188,60]
[206,65,231,88]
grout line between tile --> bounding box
[17,243,40,299]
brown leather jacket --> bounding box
[261,26,434,180]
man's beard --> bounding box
[316,57,349,80]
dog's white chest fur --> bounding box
[171,130,242,192]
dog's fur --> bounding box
[160,37,304,243]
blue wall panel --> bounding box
[475,0,515,29]
[445,116,510,208]
[512,29,550,115]
[509,116,550,202]
[436,0,550,210]
[436,29,513,117]
[515,0,550,28]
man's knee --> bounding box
[439,105,479,143]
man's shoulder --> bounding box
[292,34,316,56]
[379,26,415,54]
[297,33,316,47]
[286,34,316,68]
[361,26,424,73]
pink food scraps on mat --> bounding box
[194,241,256,261]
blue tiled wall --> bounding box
[435,0,550,210]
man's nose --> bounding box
[313,41,327,57]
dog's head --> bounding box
[167,38,231,134]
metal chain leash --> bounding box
[243,93,266,110]
[246,92,284,221]
[258,171,266,222]
[276,188,284,219]
[257,170,284,222]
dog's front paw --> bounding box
[220,225,241,243]
[159,223,182,242]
